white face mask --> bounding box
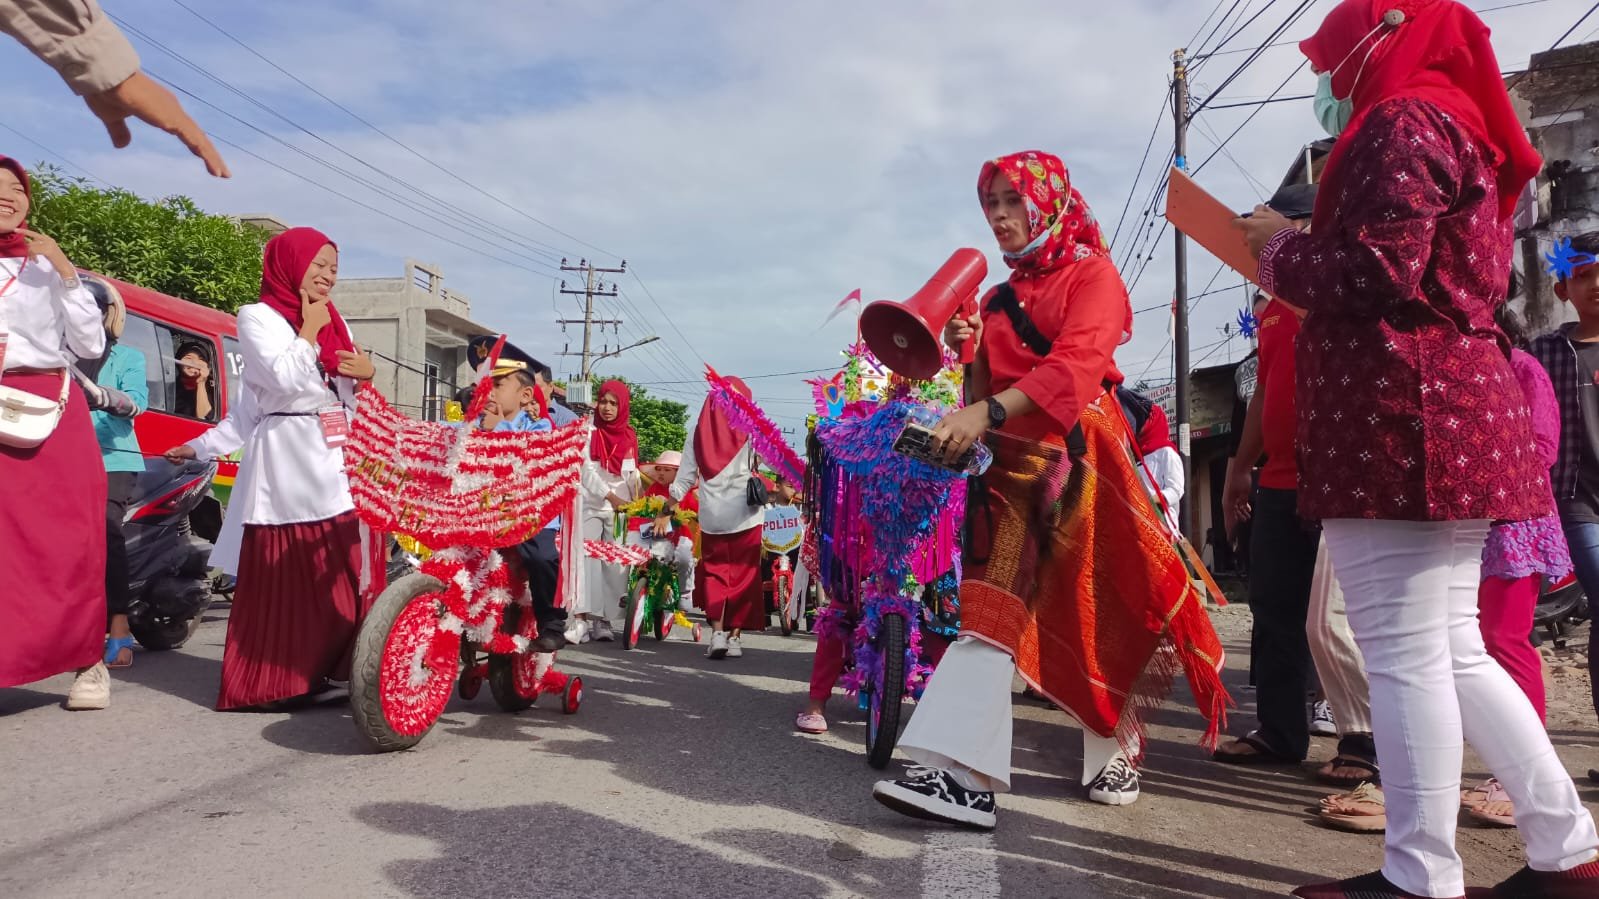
[1310,20,1392,136]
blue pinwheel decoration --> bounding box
[1546,237,1598,281]
[1236,307,1260,339]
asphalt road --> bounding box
[3,602,1593,898]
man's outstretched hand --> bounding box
[83,72,229,178]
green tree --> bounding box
[591,375,688,463]
[25,165,269,312]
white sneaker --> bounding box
[592,618,616,642]
[1310,700,1337,737]
[564,620,589,645]
[726,636,743,658]
[707,630,729,659]
[1086,755,1140,806]
[66,661,110,711]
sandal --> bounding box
[1464,778,1516,828]
[1316,755,1381,788]
[1318,781,1386,833]
[1461,776,1495,809]
[1213,730,1300,766]
[104,635,135,669]
[795,712,828,734]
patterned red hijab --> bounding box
[979,151,1131,343]
[979,151,1111,275]
[1301,0,1539,227]
[591,379,639,475]
[693,375,751,480]
[0,157,33,259]
[258,227,355,373]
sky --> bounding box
[2,0,1593,441]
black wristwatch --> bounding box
[984,396,1007,429]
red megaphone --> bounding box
[860,248,988,380]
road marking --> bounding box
[922,830,1000,899]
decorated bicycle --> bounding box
[796,341,975,768]
[585,495,704,649]
[343,337,589,752]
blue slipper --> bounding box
[105,635,135,669]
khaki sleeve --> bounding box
[0,0,140,95]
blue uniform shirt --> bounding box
[493,409,559,530]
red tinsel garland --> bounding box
[705,365,806,484]
[344,384,589,549]
[583,539,650,568]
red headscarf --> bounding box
[1136,404,1177,456]
[0,157,33,260]
[1301,0,1540,228]
[591,379,639,475]
[980,150,1132,343]
[693,375,751,480]
[258,226,355,373]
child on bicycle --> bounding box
[475,343,569,652]
[636,451,698,610]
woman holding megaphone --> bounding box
[870,151,1227,830]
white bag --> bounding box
[0,371,70,448]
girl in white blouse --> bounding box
[0,156,111,710]
[166,227,379,711]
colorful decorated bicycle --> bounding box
[342,341,589,752]
[586,497,703,649]
[802,343,974,768]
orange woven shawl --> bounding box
[959,398,1229,755]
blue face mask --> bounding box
[1314,71,1353,136]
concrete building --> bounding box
[1511,40,1599,333]
[334,259,493,420]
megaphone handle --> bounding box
[957,295,978,365]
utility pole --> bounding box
[557,257,628,380]
[1171,48,1194,543]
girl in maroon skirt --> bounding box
[657,376,765,659]
[166,227,383,710]
[0,156,110,709]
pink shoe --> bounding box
[795,712,828,734]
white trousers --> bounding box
[576,516,627,621]
[1305,535,1374,736]
[898,637,1125,793]
[1323,519,1598,897]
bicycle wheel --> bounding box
[655,591,675,641]
[623,580,648,650]
[865,613,907,770]
[351,572,459,752]
[488,604,538,713]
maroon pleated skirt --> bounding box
[217,510,383,710]
[696,526,764,632]
[0,371,107,689]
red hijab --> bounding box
[1136,404,1177,455]
[980,151,1132,343]
[591,379,639,475]
[1301,0,1540,228]
[0,157,33,260]
[258,226,355,373]
[693,375,751,480]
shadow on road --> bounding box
[355,800,838,898]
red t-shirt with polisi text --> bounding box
[1256,297,1302,491]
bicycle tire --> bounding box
[865,613,907,770]
[623,580,647,650]
[351,572,458,752]
[488,604,537,713]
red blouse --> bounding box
[979,256,1129,443]
[1258,98,1548,523]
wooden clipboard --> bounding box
[1164,167,1259,285]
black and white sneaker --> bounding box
[872,766,997,830]
[1086,755,1140,806]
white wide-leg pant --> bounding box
[1305,535,1374,736]
[899,637,1124,793]
[1323,519,1598,897]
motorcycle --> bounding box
[123,458,223,651]
[1533,571,1589,649]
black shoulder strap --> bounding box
[986,283,1053,357]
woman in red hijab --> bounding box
[1235,2,1599,896]
[572,379,641,643]
[657,376,765,659]
[167,227,383,711]
[0,156,111,709]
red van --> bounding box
[89,272,241,540]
